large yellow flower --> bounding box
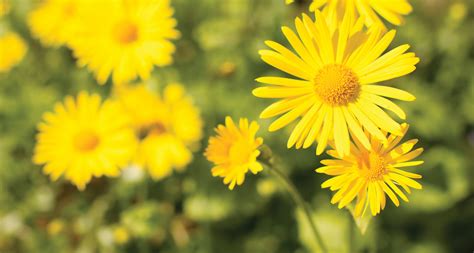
[205,117,264,190]
[116,83,202,180]
[309,0,412,28]
[253,11,419,157]
[33,92,137,190]
[28,0,93,46]
[316,124,423,216]
[69,0,180,85]
[0,32,27,73]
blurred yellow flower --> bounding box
[0,32,27,73]
[205,117,264,190]
[316,124,423,217]
[69,0,180,85]
[33,92,137,190]
[28,0,93,46]
[308,0,412,28]
[47,219,65,236]
[0,0,10,17]
[117,83,202,180]
[113,226,130,245]
[254,11,419,157]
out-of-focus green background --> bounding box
[1,0,473,252]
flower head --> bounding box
[28,0,93,46]
[205,117,264,190]
[69,0,180,85]
[308,0,413,28]
[316,124,423,216]
[254,11,419,157]
[0,0,10,17]
[33,92,137,190]
[116,83,202,180]
[0,32,27,73]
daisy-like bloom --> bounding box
[205,117,264,190]
[69,0,180,85]
[33,92,137,190]
[308,0,412,28]
[28,0,94,46]
[316,124,423,216]
[116,83,202,180]
[253,11,419,157]
[0,32,27,73]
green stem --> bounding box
[348,211,354,253]
[263,161,328,253]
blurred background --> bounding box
[0,0,473,252]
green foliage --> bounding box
[0,0,473,252]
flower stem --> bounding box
[261,158,328,253]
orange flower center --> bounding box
[360,152,388,181]
[139,122,167,139]
[74,130,100,152]
[313,64,360,106]
[114,20,139,44]
[229,139,252,165]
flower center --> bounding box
[74,130,100,152]
[114,20,139,44]
[360,152,387,181]
[229,139,252,165]
[139,122,167,139]
[313,64,360,106]
[63,2,76,16]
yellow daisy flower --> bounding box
[0,32,27,73]
[116,83,202,180]
[33,92,137,190]
[69,0,180,85]
[205,117,264,190]
[28,0,93,46]
[253,11,419,157]
[309,0,413,28]
[316,124,423,216]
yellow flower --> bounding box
[316,124,423,217]
[0,32,27,73]
[116,83,202,180]
[309,0,413,28]
[113,226,130,245]
[69,0,180,85]
[47,219,65,236]
[205,117,264,190]
[0,0,10,17]
[28,0,93,46]
[33,92,137,190]
[253,11,419,157]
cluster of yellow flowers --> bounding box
[28,0,179,85]
[205,0,423,217]
[30,0,202,190]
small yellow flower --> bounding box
[33,92,137,190]
[0,0,10,17]
[308,0,413,28]
[254,10,419,157]
[28,0,93,46]
[69,0,180,85]
[47,219,65,236]
[316,124,423,217]
[205,117,264,190]
[113,226,130,245]
[116,83,202,180]
[0,32,27,73]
